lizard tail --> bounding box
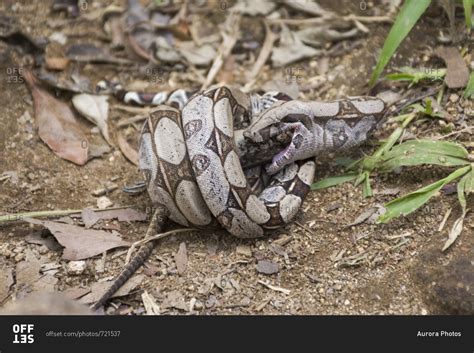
[90,206,168,312]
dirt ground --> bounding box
[0,0,472,315]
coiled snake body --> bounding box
[92,85,386,310]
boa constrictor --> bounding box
[91,85,386,310]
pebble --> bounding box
[194,300,203,310]
[67,260,87,275]
[236,245,252,257]
[49,32,67,45]
[14,253,25,262]
[38,245,49,255]
[97,196,113,209]
[449,94,459,103]
[256,260,280,275]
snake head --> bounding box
[244,97,386,174]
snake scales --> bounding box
[91,85,386,310]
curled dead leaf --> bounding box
[23,69,89,165]
[72,94,111,145]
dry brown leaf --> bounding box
[442,211,467,252]
[256,260,280,275]
[0,292,93,315]
[176,41,216,67]
[79,274,144,304]
[348,205,386,227]
[282,0,334,16]
[81,207,147,228]
[434,46,469,88]
[25,230,62,251]
[271,26,321,67]
[142,290,160,315]
[0,267,14,302]
[231,0,276,16]
[23,69,89,165]
[62,287,91,300]
[161,290,188,311]
[15,250,42,292]
[175,242,188,275]
[25,218,129,260]
[117,132,139,165]
[72,94,111,145]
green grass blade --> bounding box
[380,140,470,171]
[385,140,469,159]
[377,165,470,223]
[457,173,468,212]
[311,173,358,190]
[385,67,445,85]
[369,0,432,87]
[362,172,373,197]
[464,72,474,98]
[464,167,474,194]
[463,0,473,31]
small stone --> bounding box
[49,32,67,45]
[14,253,25,262]
[236,245,252,257]
[194,300,203,310]
[344,299,350,306]
[256,260,280,275]
[97,196,113,209]
[38,245,49,255]
[205,295,218,308]
[18,111,31,124]
[67,260,87,275]
[449,94,459,103]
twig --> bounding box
[257,280,291,295]
[125,228,197,264]
[0,205,134,223]
[294,221,315,236]
[114,104,151,114]
[0,175,11,182]
[391,238,410,250]
[245,21,278,82]
[438,208,452,232]
[385,232,413,240]
[268,15,392,26]
[201,13,241,89]
[391,86,442,116]
[434,126,473,140]
[142,290,160,315]
[117,114,147,127]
